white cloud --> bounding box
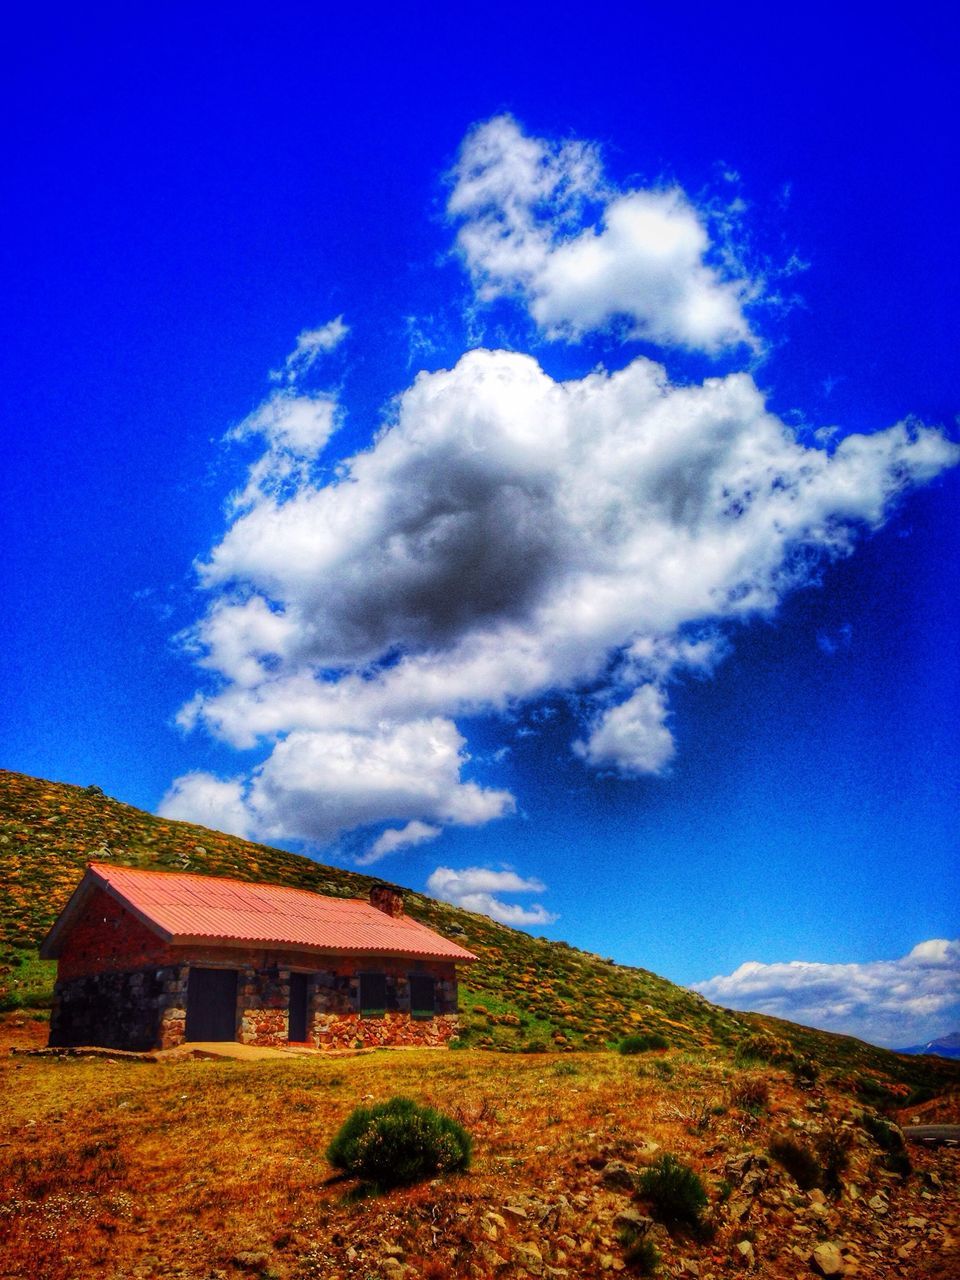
[274,316,349,382]
[449,115,757,352]
[184,347,957,788]
[573,684,675,776]
[426,865,557,927]
[163,121,959,858]
[158,773,253,840]
[356,819,442,866]
[232,391,339,461]
[691,940,960,1047]
[163,718,513,848]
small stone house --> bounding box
[40,863,477,1052]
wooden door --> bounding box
[185,967,238,1041]
[288,972,308,1042]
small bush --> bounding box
[735,1032,789,1064]
[729,1077,770,1112]
[620,1032,669,1055]
[860,1112,911,1176]
[636,1155,708,1230]
[814,1121,851,1198]
[326,1096,471,1189]
[790,1055,819,1089]
[618,1227,660,1274]
[768,1135,820,1190]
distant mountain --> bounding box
[897,1031,960,1059]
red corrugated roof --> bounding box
[59,863,476,961]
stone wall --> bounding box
[50,964,187,1051]
[236,957,460,1049]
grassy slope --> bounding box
[1,767,957,1098]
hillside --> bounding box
[2,767,958,1101]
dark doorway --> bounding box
[185,967,238,1042]
[288,972,309,1042]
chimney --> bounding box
[370,884,404,918]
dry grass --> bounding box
[2,1021,958,1280]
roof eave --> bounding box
[167,935,478,963]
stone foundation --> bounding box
[51,929,462,1051]
[50,964,188,1052]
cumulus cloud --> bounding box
[449,115,756,351]
[163,118,959,874]
[573,685,675,776]
[426,866,558,926]
[357,820,442,866]
[165,720,513,849]
[691,940,960,1047]
[158,773,254,840]
[184,347,956,780]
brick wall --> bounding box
[57,887,177,981]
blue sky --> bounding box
[2,7,957,1046]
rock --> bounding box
[811,1242,844,1276]
[726,1195,753,1222]
[503,1203,528,1221]
[735,1240,755,1265]
[382,1244,404,1258]
[380,1261,403,1274]
[867,1194,888,1215]
[613,1209,652,1235]
[600,1160,638,1192]
[512,1242,544,1274]
[680,1260,700,1276]
[634,1139,661,1166]
[808,1189,826,1206]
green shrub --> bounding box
[790,1055,819,1089]
[768,1135,820,1190]
[618,1227,660,1274]
[620,1032,669,1055]
[326,1096,471,1189]
[735,1032,788,1065]
[636,1155,708,1229]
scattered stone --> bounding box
[680,1259,700,1276]
[634,1139,661,1166]
[503,1203,528,1221]
[811,1242,844,1276]
[735,1239,755,1265]
[612,1209,652,1234]
[867,1194,888,1215]
[512,1242,544,1274]
[600,1160,637,1192]
[726,1195,753,1222]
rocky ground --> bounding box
[2,1014,957,1280]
